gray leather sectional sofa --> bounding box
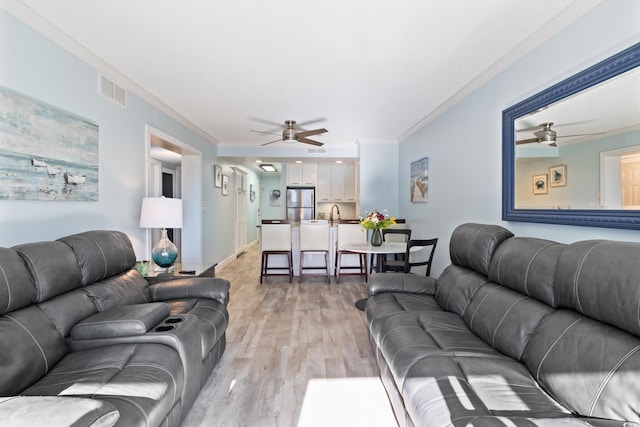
[0,230,230,427]
[366,223,640,427]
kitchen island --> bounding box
[258,221,364,278]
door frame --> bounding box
[145,125,202,264]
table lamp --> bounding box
[139,197,183,271]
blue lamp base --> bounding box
[152,228,178,270]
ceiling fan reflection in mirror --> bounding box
[251,119,327,146]
[516,122,604,147]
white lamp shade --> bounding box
[139,197,183,229]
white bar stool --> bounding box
[335,219,368,283]
[299,220,330,283]
[260,219,292,283]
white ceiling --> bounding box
[6,0,601,153]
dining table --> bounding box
[342,241,418,311]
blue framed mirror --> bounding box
[503,42,640,230]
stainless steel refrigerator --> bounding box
[286,186,315,222]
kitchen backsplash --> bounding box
[316,202,358,220]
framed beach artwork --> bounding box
[410,157,428,203]
[213,164,222,188]
[0,86,99,201]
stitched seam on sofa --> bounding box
[17,252,43,301]
[191,305,227,331]
[524,245,550,296]
[573,243,602,314]
[466,378,542,389]
[84,234,109,278]
[0,264,10,312]
[467,227,482,271]
[492,296,528,352]
[534,317,585,380]
[380,325,425,350]
[108,283,128,306]
[493,247,506,286]
[467,285,500,335]
[459,279,490,319]
[588,344,640,417]
[132,277,151,303]
[5,314,49,372]
[0,396,20,405]
[97,395,148,425]
[129,362,178,405]
[46,365,123,376]
[389,344,441,370]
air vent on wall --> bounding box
[99,74,127,107]
[307,148,327,154]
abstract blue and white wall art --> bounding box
[0,86,99,201]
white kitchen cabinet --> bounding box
[317,163,357,202]
[331,164,345,201]
[287,162,317,186]
[286,163,302,185]
[317,163,332,202]
[301,162,317,186]
[343,163,356,201]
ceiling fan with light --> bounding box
[516,122,604,147]
[251,119,327,146]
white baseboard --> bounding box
[216,239,258,270]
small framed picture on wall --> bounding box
[222,174,229,196]
[214,164,222,188]
[532,174,548,195]
[549,165,567,187]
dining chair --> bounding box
[260,219,293,283]
[382,238,438,276]
[335,219,368,283]
[376,228,412,273]
[368,220,409,273]
[299,220,331,283]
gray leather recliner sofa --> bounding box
[366,223,640,427]
[0,230,230,427]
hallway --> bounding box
[181,243,398,426]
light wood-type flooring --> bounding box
[181,243,398,427]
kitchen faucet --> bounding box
[330,204,341,223]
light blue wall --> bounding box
[399,0,640,275]
[359,142,400,218]
[260,174,286,219]
[0,8,237,265]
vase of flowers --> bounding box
[360,209,396,246]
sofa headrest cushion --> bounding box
[58,230,136,286]
[488,237,565,307]
[13,241,83,303]
[555,239,640,336]
[0,248,36,314]
[449,223,514,276]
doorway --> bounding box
[600,145,640,209]
[233,167,248,256]
[146,125,202,263]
